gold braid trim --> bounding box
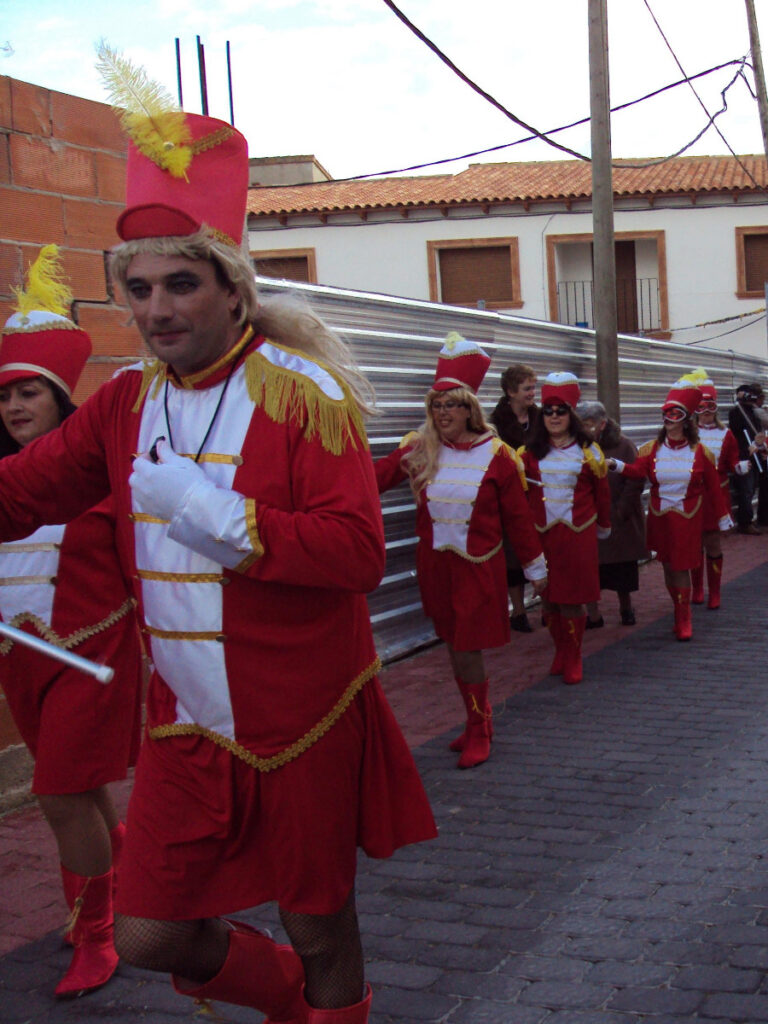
[650,495,702,520]
[62,877,90,940]
[148,657,382,772]
[0,598,136,656]
[244,343,368,456]
[131,360,165,413]
[191,125,235,155]
[233,498,263,573]
[536,513,598,534]
[433,540,502,563]
[3,319,80,335]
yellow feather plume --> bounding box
[12,245,73,317]
[96,40,192,179]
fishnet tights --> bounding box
[114,914,230,983]
[280,891,364,1010]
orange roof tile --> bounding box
[246,155,768,218]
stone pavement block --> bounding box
[364,959,442,990]
[700,992,768,1021]
[585,960,674,986]
[671,964,762,993]
[430,969,525,1001]
[0,987,53,1022]
[369,983,458,1020]
[445,999,544,1023]
[607,985,704,1015]
[402,920,490,945]
[507,954,591,983]
[517,979,615,1009]
[728,945,768,970]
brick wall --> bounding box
[0,75,141,758]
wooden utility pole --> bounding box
[746,0,768,157]
[588,0,620,421]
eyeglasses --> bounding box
[431,400,466,412]
[541,404,569,417]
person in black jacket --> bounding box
[727,383,766,533]
[490,364,540,631]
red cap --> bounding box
[541,371,580,408]
[117,113,249,246]
[433,332,491,394]
[663,372,704,416]
[0,311,91,397]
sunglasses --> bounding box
[663,407,686,422]
[431,399,466,412]
[542,404,569,417]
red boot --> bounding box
[302,984,372,1022]
[457,680,492,769]
[449,678,493,752]
[706,554,723,609]
[561,614,586,685]
[172,919,304,1023]
[110,821,126,901]
[55,867,118,998]
[547,611,564,675]
[668,585,692,641]
[690,563,704,604]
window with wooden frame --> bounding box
[735,227,768,298]
[251,248,317,284]
[427,238,523,310]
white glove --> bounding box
[129,440,211,521]
[734,460,752,476]
[597,526,612,540]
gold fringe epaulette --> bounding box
[638,439,655,458]
[492,436,528,489]
[131,360,165,413]
[583,442,607,478]
[700,442,717,466]
[243,343,367,456]
[399,431,419,449]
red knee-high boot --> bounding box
[457,680,492,769]
[548,611,564,675]
[706,554,723,609]
[302,984,372,1023]
[64,822,125,949]
[667,585,692,641]
[449,678,493,752]
[690,562,704,604]
[561,614,586,685]
[172,919,304,1023]
[56,867,118,998]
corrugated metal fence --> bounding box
[256,276,768,663]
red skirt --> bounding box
[647,506,702,570]
[116,677,436,919]
[540,521,600,605]
[701,481,729,533]
[417,544,509,651]
[0,618,142,795]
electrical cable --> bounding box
[642,0,767,195]
[682,312,766,344]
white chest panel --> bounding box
[699,425,726,463]
[0,524,66,627]
[540,445,583,524]
[655,443,695,511]
[134,368,254,737]
[427,443,493,554]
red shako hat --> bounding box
[433,332,491,393]
[0,246,91,398]
[696,369,717,405]
[541,371,580,408]
[662,369,707,416]
[117,113,249,246]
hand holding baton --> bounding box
[0,621,114,684]
[744,429,764,473]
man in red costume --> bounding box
[0,102,435,1021]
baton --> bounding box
[0,621,114,684]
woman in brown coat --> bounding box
[577,401,648,626]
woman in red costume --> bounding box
[520,372,611,685]
[609,371,733,640]
[692,371,751,608]
[0,246,142,998]
[375,334,547,769]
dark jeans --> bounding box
[731,467,756,526]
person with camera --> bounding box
[727,383,767,534]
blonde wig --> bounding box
[403,386,495,495]
[111,230,375,416]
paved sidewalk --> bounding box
[2,533,768,1022]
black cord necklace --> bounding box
[163,355,239,463]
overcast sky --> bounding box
[3,0,768,180]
